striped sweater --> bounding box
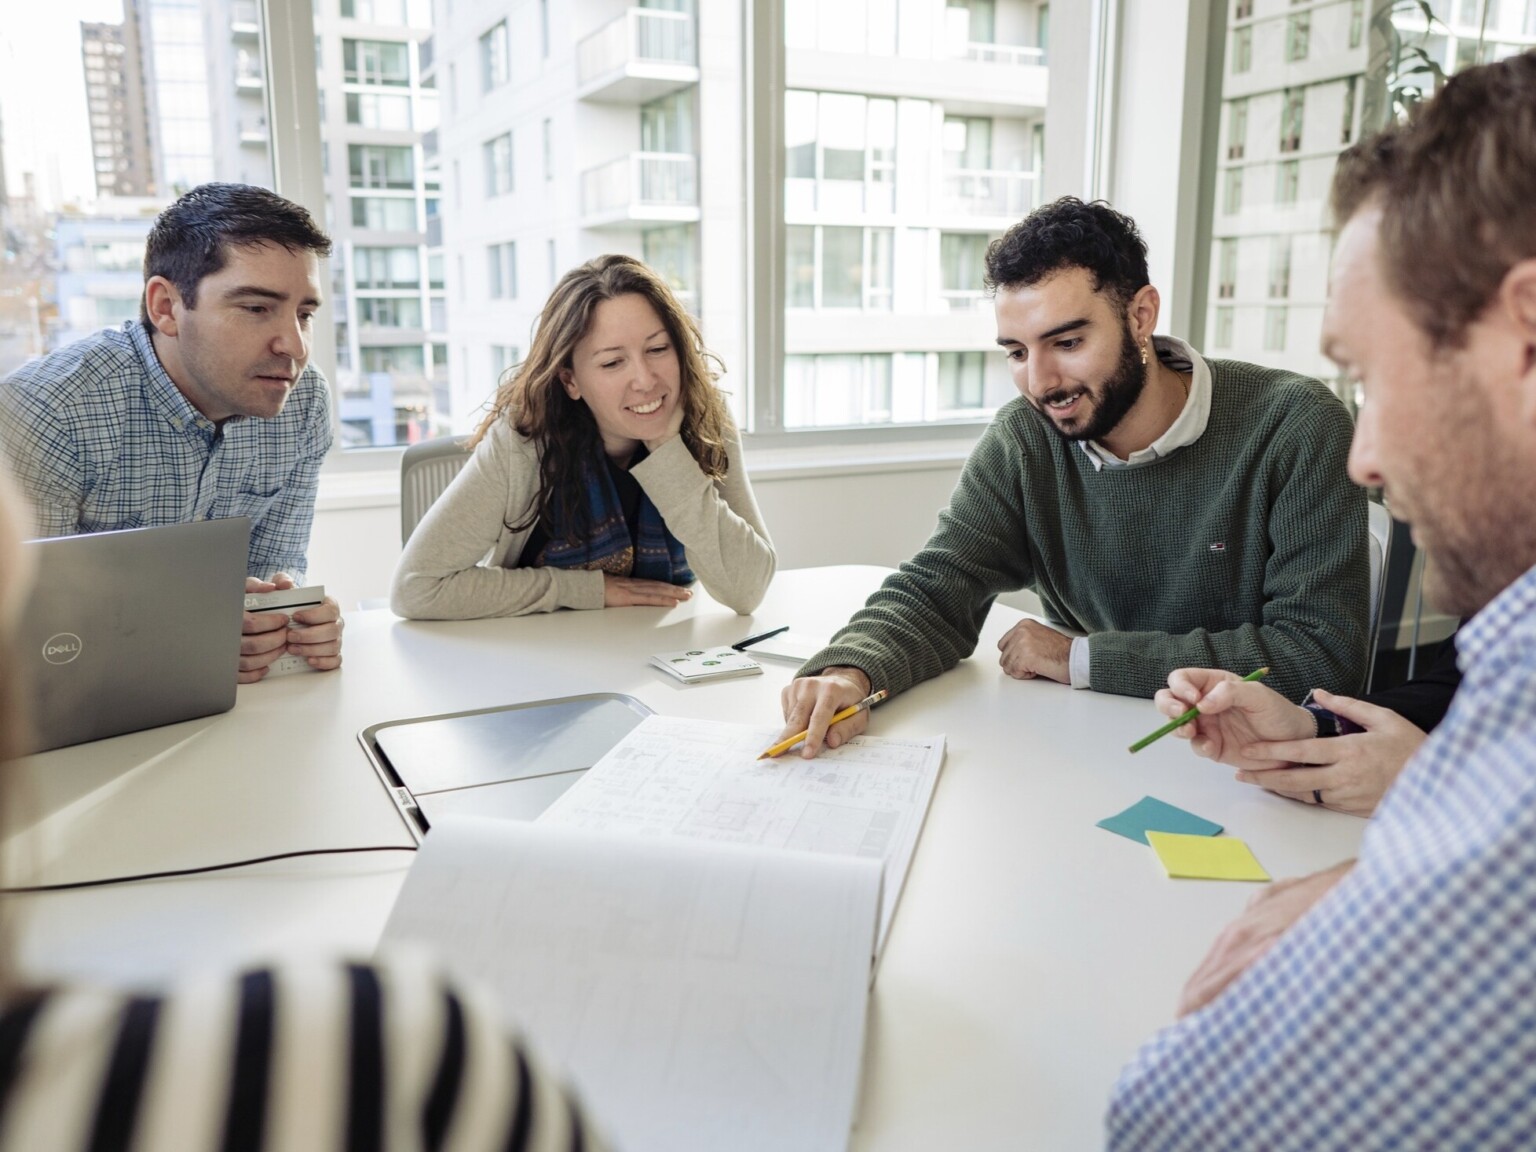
[0,954,605,1152]
[804,357,1370,702]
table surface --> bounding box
[6,566,1366,1150]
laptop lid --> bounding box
[14,518,250,755]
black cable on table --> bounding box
[1,844,418,894]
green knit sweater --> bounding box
[804,358,1370,703]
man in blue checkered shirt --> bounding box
[0,184,344,683]
[1107,53,1536,1150]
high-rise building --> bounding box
[427,0,1050,435]
[1203,0,1536,388]
[79,16,156,198]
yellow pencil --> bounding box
[759,689,889,760]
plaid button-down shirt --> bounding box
[1107,561,1536,1150]
[0,322,331,581]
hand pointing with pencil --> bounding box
[777,666,876,759]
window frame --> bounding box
[264,0,1111,467]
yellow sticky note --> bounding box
[1146,831,1271,882]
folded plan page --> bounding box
[381,815,881,1152]
[538,714,946,953]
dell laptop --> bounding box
[15,517,250,755]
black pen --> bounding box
[731,625,789,651]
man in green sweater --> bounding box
[781,197,1368,757]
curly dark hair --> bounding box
[984,196,1150,309]
[140,183,332,324]
[471,254,734,543]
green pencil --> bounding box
[1128,667,1271,753]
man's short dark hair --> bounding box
[140,183,332,323]
[983,196,1150,309]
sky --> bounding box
[0,0,127,209]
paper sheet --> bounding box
[537,714,946,953]
[381,815,881,1152]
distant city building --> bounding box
[80,16,156,198]
[1204,0,1536,387]
[51,200,159,349]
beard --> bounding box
[1034,323,1148,443]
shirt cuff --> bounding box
[1069,636,1091,690]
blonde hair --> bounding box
[471,254,733,539]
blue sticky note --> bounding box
[1097,796,1223,845]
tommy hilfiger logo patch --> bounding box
[1209,542,1227,552]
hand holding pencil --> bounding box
[1134,667,1272,754]
[765,685,888,759]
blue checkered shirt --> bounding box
[0,322,331,581]
[1107,562,1536,1150]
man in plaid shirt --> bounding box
[1108,53,1536,1149]
[0,184,344,682]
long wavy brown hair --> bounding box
[471,254,733,543]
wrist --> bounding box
[827,665,872,697]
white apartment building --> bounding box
[428,0,1049,435]
[1206,0,1536,387]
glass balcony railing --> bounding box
[581,152,698,220]
[941,168,1039,217]
[577,8,696,86]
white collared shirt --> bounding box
[1069,335,1212,688]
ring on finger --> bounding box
[1312,788,1324,805]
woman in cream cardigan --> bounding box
[391,254,775,619]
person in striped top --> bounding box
[0,467,607,1150]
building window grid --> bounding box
[1233,25,1253,72]
[1285,12,1310,61]
[487,241,517,299]
[1280,88,1305,153]
[479,20,509,93]
[1341,76,1359,144]
[1218,238,1237,299]
[1227,98,1247,160]
[786,225,894,311]
[1268,235,1292,299]
[483,132,513,197]
[1276,159,1301,205]
[1264,305,1288,352]
[342,38,410,86]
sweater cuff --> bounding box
[1302,693,1362,737]
[556,568,607,611]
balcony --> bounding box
[940,168,1039,220]
[581,152,700,229]
[238,116,268,146]
[958,41,1046,67]
[231,0,259,36]
[577,8,699,104]
[235,57,264,91]
[418,34,434,82]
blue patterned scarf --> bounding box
[536,450,694,583]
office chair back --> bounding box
[1366,500,1393,692]
[400,436,473,545]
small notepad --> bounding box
[1097,796,1223,846]
[648,646,763,685]
[1146,831,1271,882]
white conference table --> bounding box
[8,565,1366,1150]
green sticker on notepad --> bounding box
[1146,831,1270,882]
[1097,796,1223,845]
